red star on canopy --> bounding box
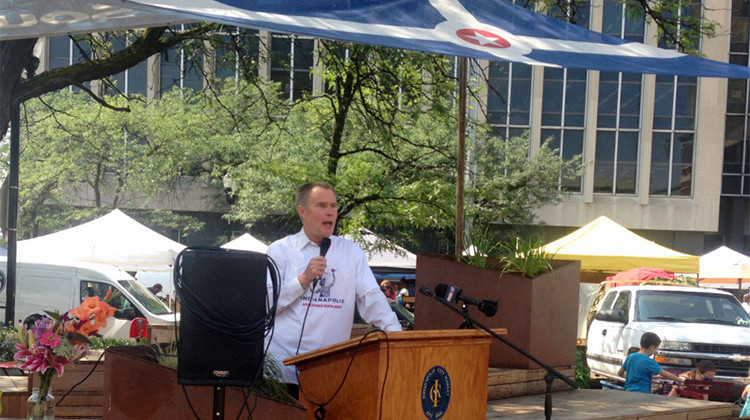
[455,28,511,49]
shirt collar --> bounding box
[293,229,338,251]
[294,229,321,251]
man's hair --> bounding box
[744,293,750,301]
[295,181,334,208]
[154,283,163,289]
[640,332,661,349]
[696,360,716,374]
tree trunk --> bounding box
[0,38,39,138]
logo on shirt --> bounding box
[421,365,451,419]
[315,268,337,298]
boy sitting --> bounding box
[618,332,682,393]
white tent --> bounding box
[17,209,185,271]
[344,228,416,273]
[698,245,750,289]
[221,233,268,253]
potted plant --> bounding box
[414,230,581,370]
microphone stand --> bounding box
[458,303,474,329]
[420,288,577,420]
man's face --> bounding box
[298,186,338,244]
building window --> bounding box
[106,34,148,96]
[594,0,644,195]
[650,3,698,197]
[48,35,91,93]
[541,1,589,193]
[160,25,204,94]
[270,34,314,101]
[214,27,260,85]
[482,0,537,143]
[487,61,533,141]
[547,0,590,28]
[542,67,586,193]
[725,0,750,196]
[49,36,73,70]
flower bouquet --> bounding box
[14,294,116,420]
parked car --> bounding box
[586,285,750,397]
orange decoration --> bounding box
[67,296,117,337]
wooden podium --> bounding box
[284,329,504,419]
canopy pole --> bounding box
[455,56,467,259]
[5,102,20,326]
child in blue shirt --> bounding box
[618,332,682,393]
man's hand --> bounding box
[299,256,327,288]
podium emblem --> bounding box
[420,365,451,419]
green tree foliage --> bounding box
[467,131,583,226]
[12,90,204,239]
[12,57,579,248]
[222,43,461,241]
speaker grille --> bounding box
[176,247,268,386]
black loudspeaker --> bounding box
[175,247,268,386]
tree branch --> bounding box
[72,83,130,112]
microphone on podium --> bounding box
[313,237,331,288]
[434,283,499,317]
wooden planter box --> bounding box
[103,346,305,420]
[0,375,29,418]
[414,254,581,369]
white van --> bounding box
[0,257,177,340]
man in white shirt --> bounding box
[742,293,750,314]
[265,181,401,394]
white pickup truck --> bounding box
[586,285,750,395]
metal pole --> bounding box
[5,102,20,326]
[455,56,467,259]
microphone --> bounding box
[434,283,498,317]
[313,237,331,288]
[319,236,331,257]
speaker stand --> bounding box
[213,386,225,420]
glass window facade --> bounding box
[105,35,148,96]
[487,61,532,142]
[594,0,644,194]
[48,35,91,92]
[650,2,698,197]
[725,0,750,196]
[213,28,259,86]
[542,67,586,193]
[160,26,204,94]
[270,34,314,100]
[540,1,589,193]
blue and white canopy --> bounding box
[2,0,750,78]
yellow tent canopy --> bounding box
[540,216,699,273]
